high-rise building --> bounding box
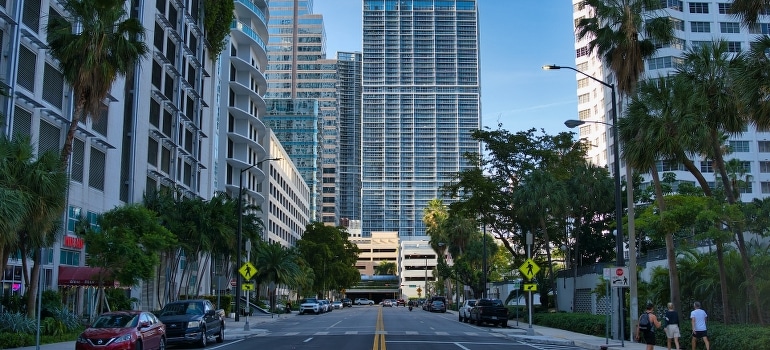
[337,52,363,225]
[265,0,339,224]
[572,0,770,201]
[361,0,481,237]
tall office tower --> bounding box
[572,0,770,201]
[266,0,339,224]
[361,0,482,237]
[337,52,363,226]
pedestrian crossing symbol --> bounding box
[518,258,540,280]
[239,262,257,280]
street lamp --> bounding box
[544,64,625,342]
[235,157,281,322]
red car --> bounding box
[76,311,166,350]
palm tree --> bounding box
[255,243,301,312]
[575,0,674,97]
[46,0,148,167]
[0,135,68,317]
[374,261,397,275]
[729,0,770,27]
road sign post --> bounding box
[525,232,534,335]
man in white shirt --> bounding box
[690,301,710,350]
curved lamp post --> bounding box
[543,64,625,343]
[235,157,281,324]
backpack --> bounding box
[639,313,651,332]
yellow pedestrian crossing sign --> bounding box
[523,283,537,292]
[239,262,257,280]
[242,282,255,291]
[518,258,540,280]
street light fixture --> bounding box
[544,64,625,342]
[235,157,281,323]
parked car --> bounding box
[430,300,447,313]
[459,299,477,323]
[468,298,509,327]
[299,297,321,315]
[341,298,353,307]
[332,301,343,309]
[157,299,224,347]
[355,298,374,305]
[77,311,165,350]
[319,300,331,312]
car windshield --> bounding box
[92,314,138,328]
[161,302,203,316]
[432,301,444,306]
[467,300,476,307]
[301,298,318,303]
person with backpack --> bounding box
[664,302,681,350]
[636,302,662,349]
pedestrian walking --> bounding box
[690,301,710,350]
[664,302,681,350]
[636,302,662,350]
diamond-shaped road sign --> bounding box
[239,262,257,280]
[518,258,540,280]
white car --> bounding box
[332,301,343,309]
[299,297,321,315]
[459,299,477,323]
[355,298,374,305]
[382,299,393,307]
[319,300,331,312]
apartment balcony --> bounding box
[234,0,268,39]
[230,20,267,52]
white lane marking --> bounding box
[344,331,358,334]
[405,331,418,335]
[284,332,299,336]
[436,331,449,335]
[453,343,471,350]
[327,320,343,329]
[303,337,313,343]
[314,331,329,335]
[464,332,479,336]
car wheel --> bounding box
[458,314,462,322]
[134,340,143,350]
[198,327,207,348]
[159,337,166,350]
[502,321,508,328]
[216,324,224,343]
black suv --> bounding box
[341,298,352,307]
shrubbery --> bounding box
[533,312,770,350]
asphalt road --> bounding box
[200,305,584,350]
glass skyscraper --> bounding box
[337,52,363,225]
[361,0,481,237]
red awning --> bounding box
[58,266,118,287]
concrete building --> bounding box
[399,239,440,299]
[265,0,339,224]
[361,0,482,237]
[350,231,400,276]
[571,0,770,200]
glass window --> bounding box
[670,18,685,31]
[700,160,713,173]
[689,2,709,13]
[727,41,742,53]
[661,0,683,11]
[729,140,750,152]
[720,22,740,33]
[718,3,732,14]
[691,21,711,33]
[758,141,770,152]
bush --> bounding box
[0,313,36,333]
[0,332,34,348]
[47,307,82,332]
[41,317,66,336]
[534,312,607,336]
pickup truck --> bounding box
[157,299,225,347]
[468,298,508,327]
[458,299,477,323]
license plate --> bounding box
[491,316,497,320]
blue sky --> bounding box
[312,1,578,135]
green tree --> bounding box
[78,204,176,314]
[46,0,149,167]
[374,261,397,275]
[0,136,67,318]
[296,223,360,297]
[729,0,770,27]
[255,242,301,312]
[575,0,674,96]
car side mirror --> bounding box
[138,321,151,329]
[205,309,215,316]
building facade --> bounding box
[571,0,770,200]
[336,51,363,226]
[361,0,482,237]
[265,0,339,224]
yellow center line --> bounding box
[372,306,387,350]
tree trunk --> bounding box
[711,130,735,204]
[715,239,730,324]
[650,166,681,312]
[733,229,763,324]
[25,249,41,319]
[680,156,712,196]
[60,107,84,169]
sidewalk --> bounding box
[19,311,674,350]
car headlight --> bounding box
[77,334,88,343]
[113,334,132,344]
[187,321,200,328]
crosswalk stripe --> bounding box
[435,331,449,335]
[313,332,329,335]
[345,331,358,335]
[284,332,299,336]
[405,331,418,335]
